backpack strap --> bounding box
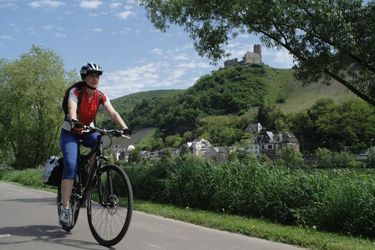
[63,81,84,121]
[76,84,83,120]
[93,90,104,125]
[97,91,103,112]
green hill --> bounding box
[111,89,184,115]
[99,64,358,134]
[97,89,183,127]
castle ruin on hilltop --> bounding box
[224,44,262,67]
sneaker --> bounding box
[59,207,71,226]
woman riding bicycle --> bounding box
[59,62,132,226]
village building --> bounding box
[113,144,135,161]
[188,138,219,160]
[273,132,300,153]
[245,122,263,133]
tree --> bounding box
[0,45,75,168]
[257,102,286,131]
[198,115,243,145]
[140,0,375,106]
[290,98,375,153]
[278,145,304,168]
[164,134,183,147]
[128,147,143,163]
[159,105,202,135]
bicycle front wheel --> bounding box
[87,164,133,247]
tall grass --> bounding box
[0,168,46,188]
[124,156,375,238]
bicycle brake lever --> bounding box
[82,127,91,133]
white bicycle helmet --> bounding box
[80,62,103,79]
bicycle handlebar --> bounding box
[83,126,131,139]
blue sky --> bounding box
[0,0,294,99]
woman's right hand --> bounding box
[70,119,84,134]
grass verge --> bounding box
[134,200,375,250]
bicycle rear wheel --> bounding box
[87,164,133,247]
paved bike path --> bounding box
[0,182,304,250]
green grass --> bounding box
[109,127,156,148]
[278,79,357,114]
[135,200,375,250]
[135,127,157,148]
[1,168,375,250]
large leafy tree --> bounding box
[0,45,75,168]
[290,98,375,153]
[140,0,375,106]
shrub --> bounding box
[315,148,333,167]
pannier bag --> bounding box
[42,156,63,186]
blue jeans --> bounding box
[60,129,101,179]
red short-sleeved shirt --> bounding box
[70,88,108,125]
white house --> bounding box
[188,138,219,160]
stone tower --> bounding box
[254,44,262,62]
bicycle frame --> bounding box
[75,134,106,208]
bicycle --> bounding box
[57,126,133,247]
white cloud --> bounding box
[79,0,102,9]
[30,0,65,9]
[0,35,13,46]
[126,0,139,5]
[150,48,163,56]
[0,0,19,9]
[181,44,193,50]
[55,32,67,38]
[238,34,251,39]
[117,10,135,20]
[0,35,13,40]
[27,27,37,35]
[150,46,202,63]
[123,5,134,10]
[111,27,135,36]
[101,63,158,98]
[100,56,213,99]
[148,28,162,33]
[42,25,66,37]
[120,27,132,34]
[109,2,122,9]
[265,48,295,69]
[42,25,63,31]
[174,54,189,61]
[93,28,103,32]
